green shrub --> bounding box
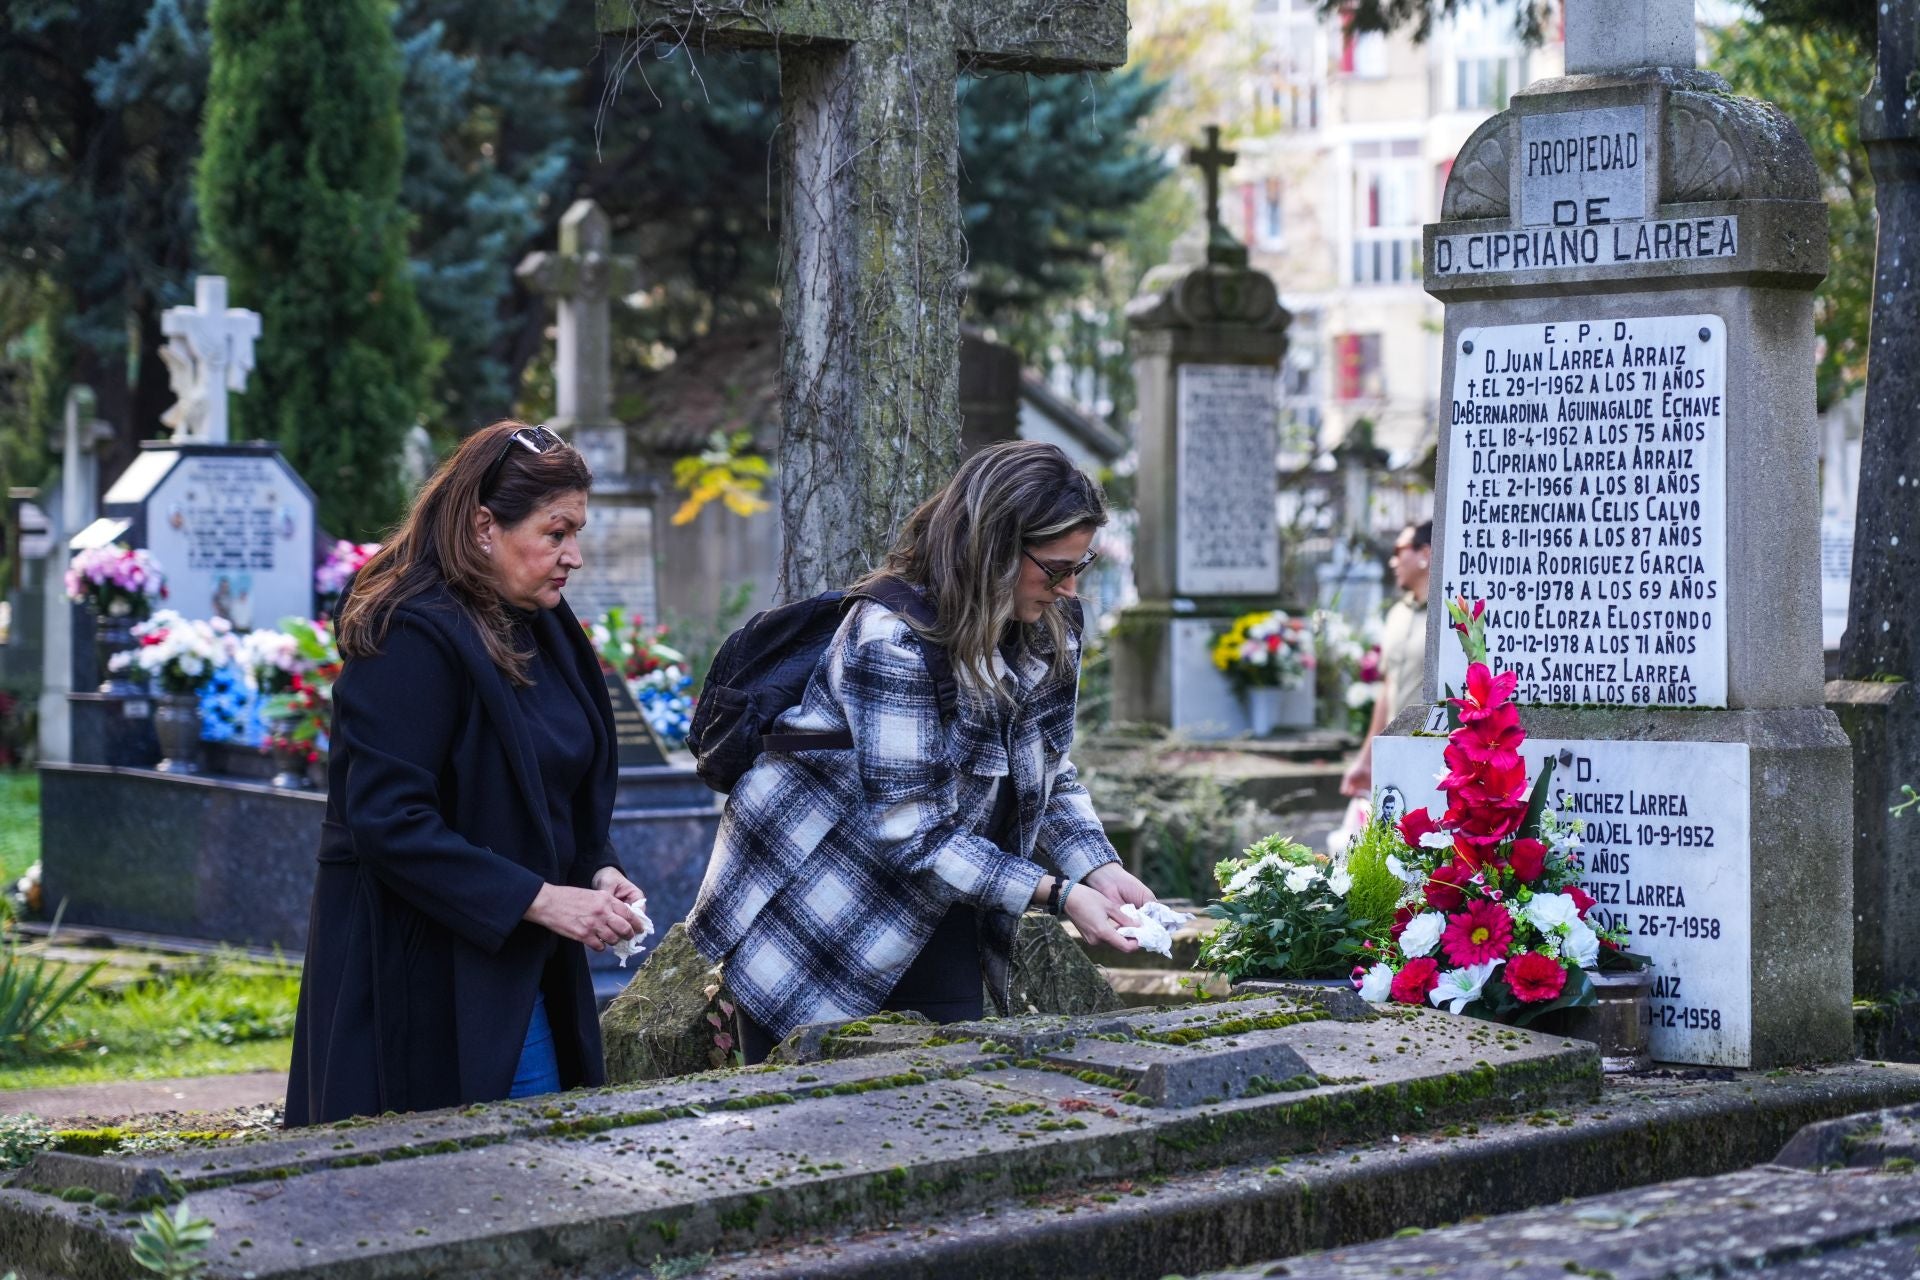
[1344,815,1405,932]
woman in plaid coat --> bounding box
[688,441,1162,1058]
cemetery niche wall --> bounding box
[1372,9,1852,1070]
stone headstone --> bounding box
[98,442,316,629]
[1374,0,1851,1069]
[1111,128,1292,738]
[159,275,261,444]
[518,199,657,625]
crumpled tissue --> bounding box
[1115,901,1193,958]
[612,897,656,968]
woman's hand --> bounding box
[525,884,638,951]
[1064,881,1142,954]
[1084,862,1156,909]
[591,866,645,906]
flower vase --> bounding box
[93,608,142,695]
[268,717,309,789]
[1245,686,1282,737]
[1540,968,1654,1073]
[152,693,205,774]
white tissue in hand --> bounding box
[1114,901,1192,958]
[612,897,656,968]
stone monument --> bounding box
[158,275,261,444]
[36,386,115,763]
[1826,0,1920,1035]
[517,198,658,625]
[1371,0,1852,1068]
[1111,126,1294,738]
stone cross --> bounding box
[516,199,640,433]
[599,1,1127,597]
[58,385,113,534]
[159,275,261,444]
[1563,0,1695,76]
[1188,124,1237,232]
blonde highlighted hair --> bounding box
[853,440,1107,702]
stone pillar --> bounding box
[1109,253,1291,736]
[1829,0,1920,1023]
[1370,11,1852,1067]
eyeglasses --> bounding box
[1024,547,1100,589]
[480,424,564,498]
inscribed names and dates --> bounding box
[1175,364,1280,596]
[1375,736,1754,1066]
[1439,313,1728,708]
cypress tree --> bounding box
[198,0,431,539]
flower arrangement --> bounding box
[1197,834,1363,982]
[586,607,694,747]
[65,544,167,618]
[1212,609,1314,690]
[260,618,341,767]
[234,627,302,696]
[1344,645,1384,735]
[1351,598,1640,1021]
[315,541,380,615]
[108,610,237,695]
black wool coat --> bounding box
[285,582,622,1126]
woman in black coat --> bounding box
[286,421,647,1126]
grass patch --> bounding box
[0,951,299,1092]
[0,770,37,887]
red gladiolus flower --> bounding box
[1568,886,1598,918]
[1507,838,1547,882]
[1423,860,1474,911]
[1441,899,1513,966]
[1506,951,1568,1003]
[1398,807,1442,849]
[1448,662,1518,723]
[1390,957,1440,1005]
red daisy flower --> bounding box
[1440,899,1513,966]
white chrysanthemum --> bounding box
[1326,868,1352,897]
[1284,864,1319,895]
[1399,911,1445,958]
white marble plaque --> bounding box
[1168,617,1250,740]
[140,455,315,629]
[1430,216,1739,279]
[1440,313,1729,708]
[1820,514,1853,650]
[565,501,657,625]
[1175,365,1280,596]
[1374,735,1753,1066]
[1519,107,1650,227]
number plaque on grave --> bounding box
[1439,313,1728,708]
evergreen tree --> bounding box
[198,0,432,539]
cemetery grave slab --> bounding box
[0,994,1600,1278]
[709,1061,1920,1280]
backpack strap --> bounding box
[759,578,956,756]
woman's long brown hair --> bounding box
[336,420,593,684]
[853,440,1108,704]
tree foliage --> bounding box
[1748,0,1876,44]
[1710,19,1875,410]
[198,0,432,539]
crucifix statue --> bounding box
[159,275,261,445]
[1187,124,1247,269]
[599,1,1127,597]
[517,199,641,452]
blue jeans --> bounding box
[509,990,561,1099]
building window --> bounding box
[1256,176,1285,248]
[1455,56,1516,110]
[1350,140,1422,286]
[1333,333,1384,402]
[1339,29,1388,78]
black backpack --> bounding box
[686,577,957,793]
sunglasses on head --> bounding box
[480,424,564,498]
[1023,546,1100,589]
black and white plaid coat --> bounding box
[687,598,1119,1039]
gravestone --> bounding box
[1371,0,1851,1069]
[598,1,1128,598]
[0,991,1604,1277]
[517,198,657,625]
[1111,127,1293,738]
[1826,1,1920,1030]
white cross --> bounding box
[1563,0,1696,76]
[160,276,262,444]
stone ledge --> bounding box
[710,1061,1920,1279]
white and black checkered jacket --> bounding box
[686,598,1119,1039]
